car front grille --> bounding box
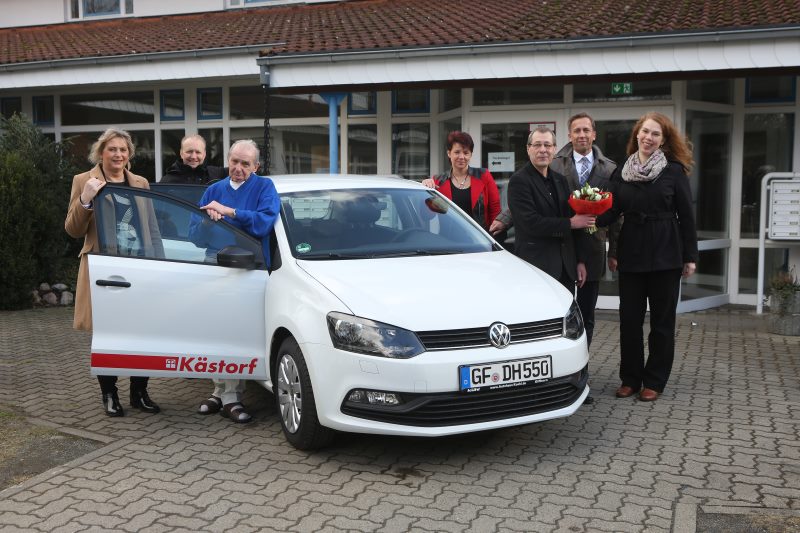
[341,365,587,427]
[416,318,563,350]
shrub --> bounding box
[0,114,80,310]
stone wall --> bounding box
[32,283,74,307]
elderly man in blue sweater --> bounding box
[192,139,280,423]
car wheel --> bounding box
[275,337,335,450]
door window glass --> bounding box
[739,247,790,294]
[93,185,265,268]
[741,113,794,238]
[681,248,727,301]
[686,110,732,239]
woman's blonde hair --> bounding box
[88,128,135,167]
[626,112,694,173]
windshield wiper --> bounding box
[370,249,465,258]
[300,252,374,260]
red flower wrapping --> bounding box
[568,193,613,216]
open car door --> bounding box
[87,185,269,380]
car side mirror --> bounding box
[217,246,256,269]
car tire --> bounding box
[275,337,335,450]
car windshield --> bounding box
[281,188,496,259]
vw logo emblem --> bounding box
[489,322,511,348]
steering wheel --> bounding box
[390,228,430,243]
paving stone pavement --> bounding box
[0,306,798,532]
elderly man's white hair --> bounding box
[229,139,260,163]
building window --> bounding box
[269,94,328,119]
[61,92,154,126]
[70,0,132,18]
[63,129,155,180]
[229,86,263,120]
[264,125,330,174]
[686,79,734,105]
[198,128,225,167]
[1,97,22,119]
[348,92,376,115]
[160,90,184,121]
[440,89,461,112]
[32,96,55,125]
[393,90,429,114]
[746,76,796,104]
[160,129,185,178]
[392,123,430,180]
[348,125,377,174]
[473,84,563,106]
[197,88,223,120]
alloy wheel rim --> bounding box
[277,353,302,433]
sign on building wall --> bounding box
[488,152,515,172]
[611,83,633,95]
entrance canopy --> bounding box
[260,28,800,92]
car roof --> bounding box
[268,174,424,194]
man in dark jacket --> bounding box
[550,113,618,346]
[508,126,596,290]
[161,134,225,184]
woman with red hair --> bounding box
[598,112,698,402]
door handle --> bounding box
[96,279,131,288]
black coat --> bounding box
[161,160,226,184]
[597,161,698,273]
[508,161,587,282]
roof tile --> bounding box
[1,0,799,66]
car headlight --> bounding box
[563,300,584,340]
[326,312,424,358]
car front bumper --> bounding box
[301,335,590,437]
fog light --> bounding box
[347,389,402,405]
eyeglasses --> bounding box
[527,143,555,150]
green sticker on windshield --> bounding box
[296,243,312,254]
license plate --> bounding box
[459,356,552,392]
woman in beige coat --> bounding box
[65,128,162,417]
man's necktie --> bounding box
[579,156,590,185]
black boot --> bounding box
[102,392,124,417]
[130,389,161,414]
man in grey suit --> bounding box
[550,113,618,346]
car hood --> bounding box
[296,250,571,331]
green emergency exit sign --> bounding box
[611,82,633,95]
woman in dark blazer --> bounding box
[597,112,698,402]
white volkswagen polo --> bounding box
[89,175,589,449]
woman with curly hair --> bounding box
[598,112,698,402]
